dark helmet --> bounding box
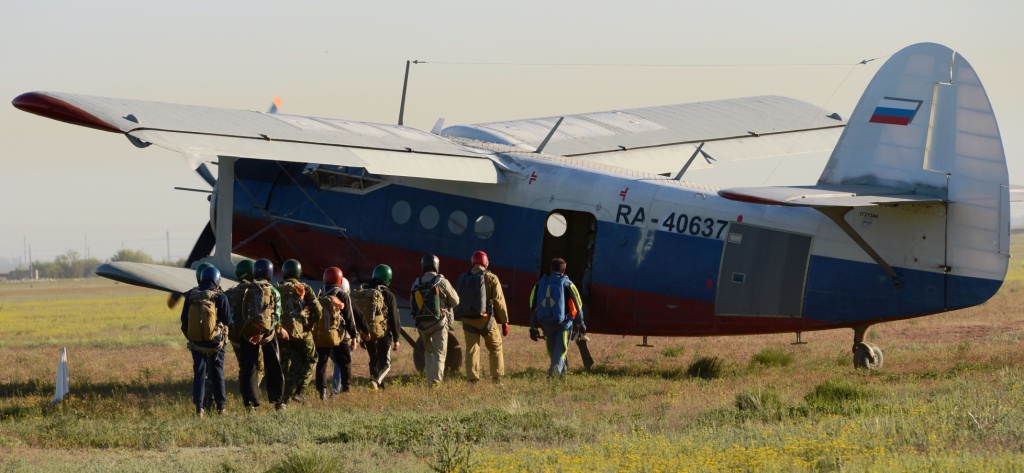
[372,264,392,285]
[253,259,274,280]
[471,251,488,268]
[195,262,215,284]
[200,266,221,286]
[323,267,343,286]
[421,254,439,273]
[282,259,302,279]
[235,259,255,281]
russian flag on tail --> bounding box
[869,97,923,126]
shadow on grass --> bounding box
[584,364,689,380]
[0,378,224,400]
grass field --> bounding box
[1,268,1024,472]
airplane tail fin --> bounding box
[818,42,1010,293]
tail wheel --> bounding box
[853,342,883,370]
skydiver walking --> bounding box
[411,254,459,386]
[351,265,402,390]
[277,259,323,405]
[181,266,232,417]
[237,259,287,410]
[530,258,586,378]
[315,267,368,398]
[455,251,509,385]
[225,259,265,396]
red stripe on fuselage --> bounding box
[231,215,924,337]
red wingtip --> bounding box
[12,92,121,133]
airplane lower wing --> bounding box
[442,95,845,176]
[718,185,945,207]
[12,91,504,184]
[96,262,237,295]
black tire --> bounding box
[853,342,882,370]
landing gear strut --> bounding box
[852,326,884,370]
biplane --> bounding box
[14,43,1013,369]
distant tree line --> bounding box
[17,249,187,279]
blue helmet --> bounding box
[200,266,221,286]
[254,258,274,280]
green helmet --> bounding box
[194,262,215,284]
[282,259,302,280]
[235,259,255,281]
[372,264,392,285]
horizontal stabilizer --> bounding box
[95,262,237,295]
[718,185,944,207]
[1011,185,1024,202]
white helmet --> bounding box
[340,277,351,294]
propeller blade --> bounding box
[195,163,217,188]
[180,153,217,188]
[168,222,217,308]
[185,222,217,269]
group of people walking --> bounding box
[181,252,586,417]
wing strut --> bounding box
[535,117,564,154]
[815,206,900,287]
[213,156,235,271]
[398,60,411,126]
[673,142,713,180]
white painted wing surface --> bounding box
[13,92,503,184]
[442,95,845,176]
[96,262,238,295]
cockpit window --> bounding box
[304,164,385,193]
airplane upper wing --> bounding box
[441,95,845,176]
[13,91,504,183]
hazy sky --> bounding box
[2,1,1022,262]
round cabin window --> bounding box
[546,212,567,237]
[474,215,494,239]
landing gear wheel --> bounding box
[853,342,883,370]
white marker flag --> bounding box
[52,347,69,405]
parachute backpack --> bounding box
[225,284,249,344]
[454,270,488,320]
[240,280,275,339]
[313,293,345,348]
[535,274,568,325]
[352,284,388,340]
[277,280,310,337]
[187,289,221,342]
[412,275,444,323]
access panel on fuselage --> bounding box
[715,223,811,317]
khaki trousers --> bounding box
[421,322,448,386]
[463,321,504,381]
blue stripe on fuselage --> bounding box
[235,160,1004,325]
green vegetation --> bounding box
[2,278,1024,471]
[751,346,795,367]
[686,355,724,379]
[16,248,185,280]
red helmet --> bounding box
[471,251,488,268]
[323,267,343,286]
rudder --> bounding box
[818,42,1009,306]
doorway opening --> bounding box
[540,210,597,307]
